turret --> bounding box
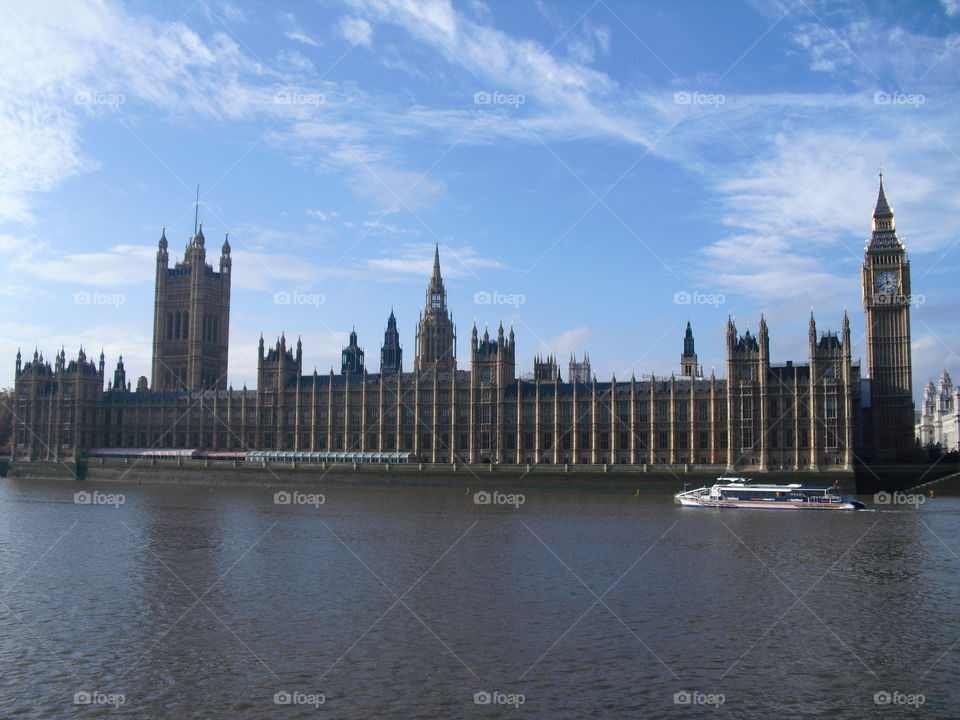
[841,311,851,361]
[157,227,169,265]
[342,327,364,375]
[220,232,231,273]
[380,310,403,375]
[113,355,127,392]
[758,315,769,360]
[680,321,699,377]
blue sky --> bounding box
[1,0,958,397]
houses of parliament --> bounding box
[11,176,918,469]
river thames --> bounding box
[0,478,956,718]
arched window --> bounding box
[183,312,189,337]
[166,312,173,340]
[174,313,181,339]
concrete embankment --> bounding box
[5,459,859,494]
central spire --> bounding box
[415,244,456,372]
[432,243,442,283]
[874,170,893,219]
[869,170,898,245]
[193,183,200,236]
[426,243,446,312]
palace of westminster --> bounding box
[12,176,923,469]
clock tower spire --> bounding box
[862,171,914,458]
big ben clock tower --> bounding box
[862,171,915,457]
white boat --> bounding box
[674,477,865,511]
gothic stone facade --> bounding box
[917,371,959,452]
[12,178,914,469]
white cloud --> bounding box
[339,16,373,47]
[348,219,419,236]
[0,235,156,286]
[365,242,505,278]
[539,326,596,358]
[345,164,447,213]
[277,48,315,71]
[0,0,292,224]
[345,0,656,147]
[280,12,318,45]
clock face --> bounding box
[875,270,898,294]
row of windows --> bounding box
[164,310,221,343]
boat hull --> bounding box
[676,496,864,510]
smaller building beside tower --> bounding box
[917,371,959,452]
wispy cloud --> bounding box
[365,242,506,278]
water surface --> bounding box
[0,478,956,718]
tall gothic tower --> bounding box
[680,321,700,377]
[151,220,231,391]
[380,310,402,375]
[862,172,914,454]
[414,245,456,372]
